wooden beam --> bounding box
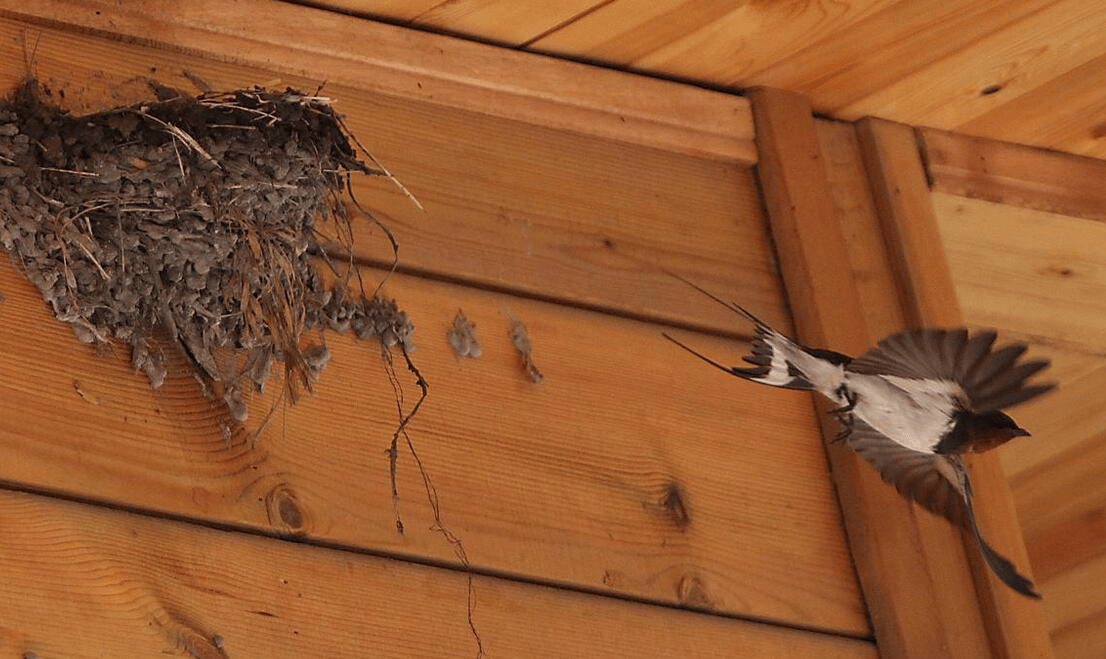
[0,0,756,163]
[856,117,1054,658]
[750,87,991,658]
[0,489,879,658]
[919,128,1106,224]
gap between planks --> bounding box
[0,488,881,659]
[0,478,875,645]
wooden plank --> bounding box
[0,255,867,635]
[0,10,782,339]
[835,0,1106,128]
[816,119,993,658]
[0,488,881,659]
[813,119,906,330]
[955,50,1106,161]
[752,87,979,658]
[933,193,1106,352]
[739,2,1049,114]
[527,0,764,63]
[1002,365,1106,579]
[920,128,1106,223]
[317,0,445,22]
[0,0,757,164]
[315,0,1106,161]
[1000,362,1106,484]
[407,0,605,46]
[856,117,1053,658]
[1047,556,1106,659]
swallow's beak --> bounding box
[1013,428,1031,438]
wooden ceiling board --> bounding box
[1040,553,1106,659]
[921,127,1106,223]
[717,1,1054,111]
[934,193,1106,352]
[957,49,1106,160]
[829,0,1106,127]
[1001,363,1106,483]
[527,0,764,62]
[322,0,443,21]
[408,0,606,45]
[310,0,1106,158]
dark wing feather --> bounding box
[847,421,1041,599]
[849,329,961,380]
[847,420,968,527]
[848,327,1053,411]
[954,330,998,381]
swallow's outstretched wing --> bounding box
[847,328,1054,411]
[847,420,1040,599]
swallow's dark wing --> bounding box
[847,328,1054,410]
[847,420,1040,599]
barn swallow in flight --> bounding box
[663,282,1054,599]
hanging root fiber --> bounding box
[0,80,414,422]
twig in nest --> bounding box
[136,110,220,168]
[332,112,424,212]
[345,174,400,301]
[382,343,485,659]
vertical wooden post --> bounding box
[857,117,1053,658]
[749,88,1053,658]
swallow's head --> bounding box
[973,410,1030,436]
[966,410,1031,451]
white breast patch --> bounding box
[843,374,964,453]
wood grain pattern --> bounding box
[1044,553,1106,659]
[857,118,1053,658]
[0,10,781,338]
[0,0,757,163]
[753,88,992,658]
[1000,363,1106,486]
[817,118,994,657]
[956,48,1106,161]
[0,489,880,659]
[856,118,961,328]
[407,0,604,46]
[921,128,1106,222]
[934,193,1106,352]
[0,256,867,635]
[310,0,1106,159]
[1002,364,1106,584]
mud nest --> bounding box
[0,80,413,422]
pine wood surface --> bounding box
[318,0,1106,159]
[0,0,757,163]
[0,11,781,339]
[0,489,880,659]
[857,119,1052,657]
[0,255,868,636]
[815,119,994,657]
[752,89,1023,658]
[934,193,1106,352]
[920,128,1106,223]
[935,193,1106,658]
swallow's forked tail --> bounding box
[661,277,847,393]
[955,459,1041,598]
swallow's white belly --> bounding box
[840,374,962,453]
